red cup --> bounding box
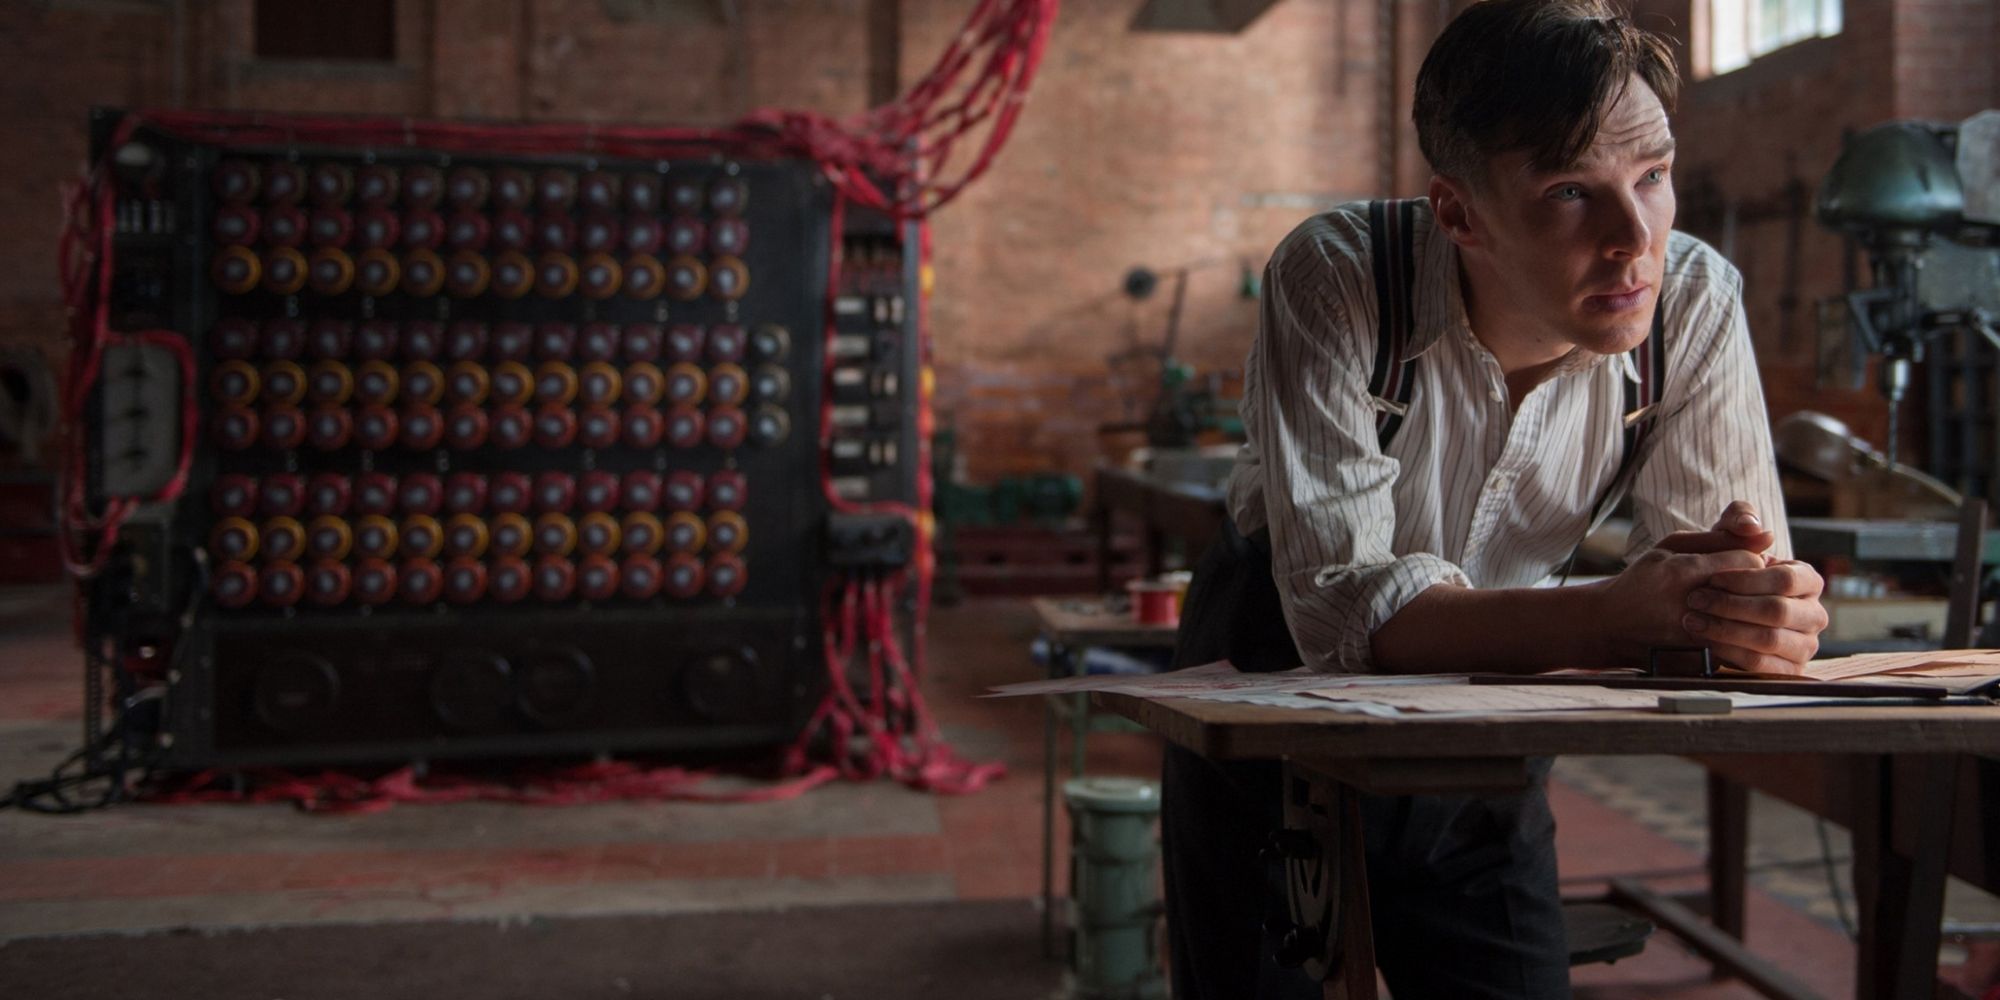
[1127,578,1181,627]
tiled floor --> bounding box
[1,585,1996,997]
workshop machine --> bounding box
[63,110,925,771]
[1817,111,2000,485]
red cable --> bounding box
[149,759,839,814]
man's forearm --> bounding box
[1368,582,1610,674]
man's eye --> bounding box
[1549,184,1585,202]
[1643,166,1669,184]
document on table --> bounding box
[986,663,1461,701]
[1804,649,2000,681]
[988,660,1991,718]
[1296,683,1838,716]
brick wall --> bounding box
[0,2,176,356]
[1893,0,1998,120]
[922,0,1413,479]
[2,0,1988,485]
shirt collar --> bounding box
[1409,206,1641,385]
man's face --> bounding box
[1454,75,1677,358]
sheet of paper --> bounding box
[1300,683,1847,715]
[988,658,2000,718]
[1172,690,1409,717]
[985,662,1466,700]
[1805,649,2000,681]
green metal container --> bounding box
[1063,776,1167,1000]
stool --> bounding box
[1563,902,1654,966]
[1064,776,1167,1000]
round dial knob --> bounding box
[444,473,488,514]
[443,513,489,559]
[258,474,307,518]
[306,516,353,562]
[577,407,620,450]
[259,406,307,450]
[532,556,576,602]
[488,556,532,603]
[212,560,258,609]
[620,554,663,599]
[577,554,619,601]
[706,553,747,598]
[259,562,304,608]
[444,404,489,449]
[489,405,534,450]
[665,471,705,511]
[621,406,664,448]
[305,406,352,450]
[211,474,259,517]
[489,473,533,514]
[398,473,444,515]
[306,473,352,517]
[399,558,444,605]
[662,553,704,600]
[306,560,351,607]
[665,407,706,449]
[621,512,664,555]
[443,557,487,605]
[352,557,398,607]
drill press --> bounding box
[1817,113,2000,467]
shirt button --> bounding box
[1488,387,1504,403]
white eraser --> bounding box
[1658,694,1732,715]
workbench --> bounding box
[1791,516,2000,564]
[1095,690,2000,999]
[1091,465,1228,591]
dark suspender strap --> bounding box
[1586,300,1670,532]
[1366,199,1422,450]
[1560,303,1669,584]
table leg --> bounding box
[1318,778,1378,1000]
[1707,771,1750,978]
[1093,504,1112,594]
[1852,753,1956,1000]
[1070,691,1089,778]
[1041,651,1060,959]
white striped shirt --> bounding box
[1228,200,1790,673]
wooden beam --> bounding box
[1604,879,1823,1000]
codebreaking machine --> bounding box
[75,109,924,768]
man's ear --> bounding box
[1428,174,1483,250]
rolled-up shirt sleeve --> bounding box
[1623,267,1793,563]
[1244,236,1471,674]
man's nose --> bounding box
[1602,194,1651,260]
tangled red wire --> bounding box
[66,0,1050,807]
[746,0,1059,217]
[56,114,200,579]
[150,759,841,815]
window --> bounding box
[254,0,397,62]
[1703,0,1842,76]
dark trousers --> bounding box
[1161,524,1571,999]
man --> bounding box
[1162,1,1830,997]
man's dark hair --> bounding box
[1413,0,1680,183]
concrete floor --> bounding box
[1,584,1996,997]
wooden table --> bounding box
[1791,516,2000,564]
[1091,466,1229,591]
[1095,691,2000,999]
[1029,597,1178,959]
